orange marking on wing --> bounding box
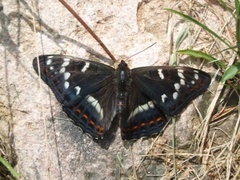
[156,117,163,122]
[97,126,104,134]
[149,120,155,125]
[72,105,81,113]
[132,126,138,131]
[89,120,95,127]
[140,122,147,127]
[76,108,82,114]
[83,114,88,120]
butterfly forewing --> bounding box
[33,55,117,139]
[131,66,211,116]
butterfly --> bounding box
[33,55,211,140]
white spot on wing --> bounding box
[158,69,164,79]
[174,83,180,91]
[64,81,69,89]
[64,72,71,80]
[180,79,185,85]
[74,86,81,95]
[173,92,178,100]
[62,61,70,67]
[194,73,199,80]
[81,62,90,72]
[63,58,70,62]
[128,101,154,120]
[46,59,52,65]
[161,94,167,103]
[86,95,103,120]
[177,70,185,79]
[50,66,54,70]
[59,67,66,73]
[191,80,195,84]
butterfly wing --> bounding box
[120,83,168,140]
[33,55,117,139]
[131,66,211,116]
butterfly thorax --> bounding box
[116,60,130,113]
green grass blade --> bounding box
[0,156,20,179]
[177,49,226,68]
[170,27,189,66]
[175,27,189,50]
[221,63,240,82]
[165,9,232,49]
[219,0,236,17]
[236,0,240,55]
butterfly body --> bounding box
[33,55,211,140]
[116,60,130,114]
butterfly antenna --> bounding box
[59,0,117,62]
[128,42,157,59]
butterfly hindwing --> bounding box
[131,66,211,116]
[120,83,168,140]
[33,55,117,139]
